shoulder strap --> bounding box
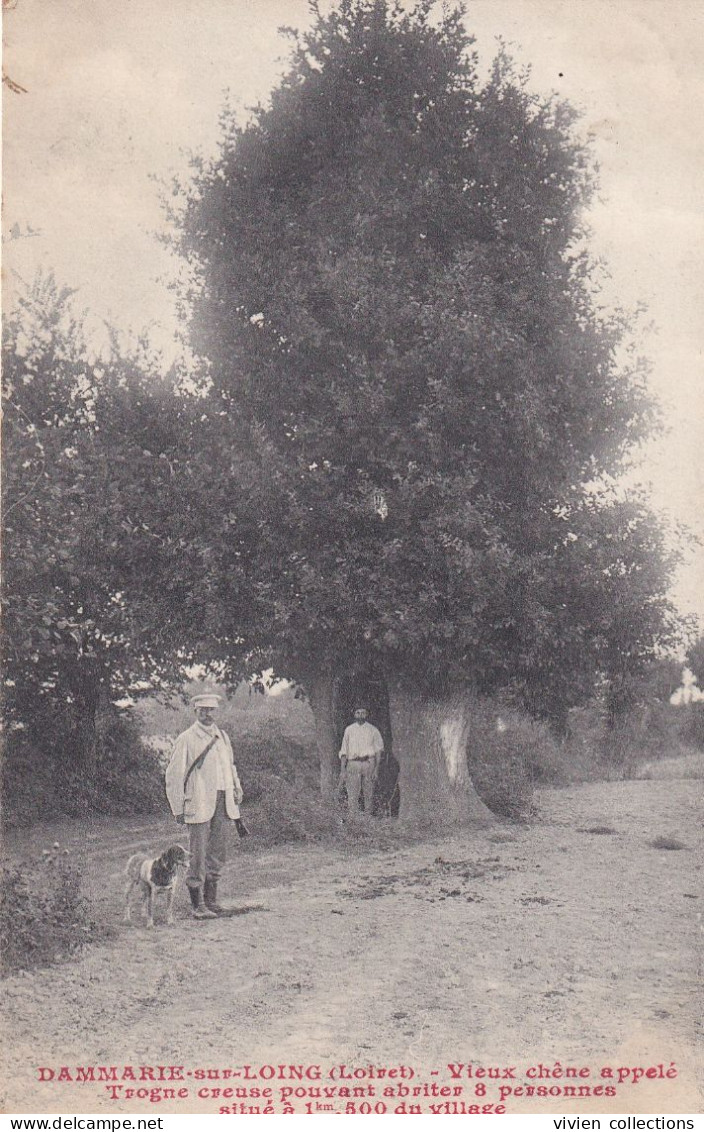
[183,735,219,791]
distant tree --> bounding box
[685,635,704,686]
[171,0,682,821]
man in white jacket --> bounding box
[165,693,243,919]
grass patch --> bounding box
[636,751,704,781]
[576,825,618,835]
[648,836,687,851]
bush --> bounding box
[465,701,538,819]
[233,722,316,802]
[680,703,704,751]
[0,845,99,974]
[2,710,165,827]
[0,739,58,827]
[562,704,610,780]
[59,713,165,818]
[601,699,695,775]
[252,773,340,844]
[464,697,617,818]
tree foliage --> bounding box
[1,273,255,760]
[170,0,681,723]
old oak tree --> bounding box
[168,0,678,823]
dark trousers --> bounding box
[186,791,232,889]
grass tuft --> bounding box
[648,836,687,851]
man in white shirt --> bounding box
[165,693,243,919]
[338,706,384,817]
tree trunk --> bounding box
[389,685,494,829]
[66,658,103,768]
[308,668,341,801]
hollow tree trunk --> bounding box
[389,685,494,829]
[308,668,341,801]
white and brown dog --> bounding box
[124,844,189,928]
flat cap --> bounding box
[191,693,222,710]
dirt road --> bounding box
[2,775,702,1115]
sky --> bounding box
[3,0,703,624]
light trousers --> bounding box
[346,760,376,815]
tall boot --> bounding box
[187,885,217,920]
[203,876,226,915]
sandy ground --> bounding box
[2,773,702,1115]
